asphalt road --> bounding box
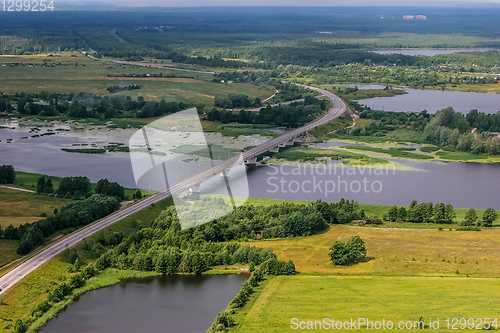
[0,84,347,296]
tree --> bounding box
[388,205,398,222]
[43,178,54,194]
[482,207,497,227]
[433,203,445,223]
[0,164,15,184]
[133,190,142,199]
[460,208,478,226]
[95,178,125,200]
[444,204,456,223]
[155,247,181,275]
[397,207,407,221]
[37,176,46,194]
[329,235,366,266]
[366,215,382,224]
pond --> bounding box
[41,274,247,333]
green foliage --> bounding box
[95,178,125,200]
[0,164,15,184]
[482,207,497,227]
[15,194,120,255]
[56,176,91,198]
[460,208,479,227]
[366,215,383,225]
[329,235,367,266]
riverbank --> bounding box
[286,138,500,164]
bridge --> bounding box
[0,84,347,295]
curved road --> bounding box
[0,84,347,296]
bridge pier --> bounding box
[245,157,258,165]
[220,169,230,178]
[270,146,280,153]
[189,183,201,193]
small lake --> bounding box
[372,49,500,56]
[41,274,247,333]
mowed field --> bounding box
[0,53,275,105]
[234,275,500,333]
[0,187,70,224]
[241,225,500,277]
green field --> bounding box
[0,53,275,106]
[233,275,500,332]
[272,146,389,165]
[241,224,500,277]
[11,171,148,199]
[0,187,70,225]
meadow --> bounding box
[233,275,500,333]
[240,225,500,277]
[0,53,275,106]
[0,187,70,227]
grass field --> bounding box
[233,275,500,332]
[11,171,148,199]
[317,138,500,163]
[0,52,275,106]
[240,225,500,277]
[0,188,70,226]
[272,146,389,165]
[0,240,21,269]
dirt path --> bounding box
[262,89,279,103]
[0,185,36,193]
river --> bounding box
[1,120,499,209]
[321,84,500,114]
[41,274,247,333]
[372,49,500,56]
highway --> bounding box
[0,84,347,296]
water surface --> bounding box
[42,274,247,333]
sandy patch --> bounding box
[198,94,216,98]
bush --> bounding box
[329,235,367,265]
[366,215,383,224]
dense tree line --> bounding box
[95,178,125,200]
[56,176,92,199]
[207,97,326,127]
[0,164,15,184]
[177,198,363,242]
[5,92,203,120]
[424,108,500,155]
[385,201,456,224]
[15,194,120,255]
[36,177,54,194]
[214,94,258,109]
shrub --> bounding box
[329,235,367,265]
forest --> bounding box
[341,106,500,155]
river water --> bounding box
[320,84,500,114]
[372,49,500,56]
[41,274,247,333]
[1,120,499,209]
